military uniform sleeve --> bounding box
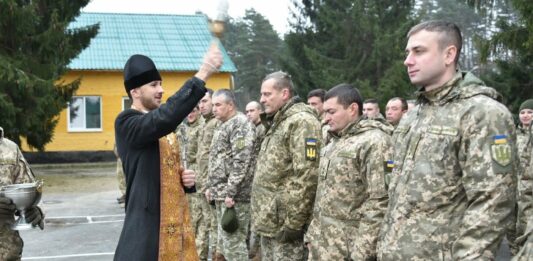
[452,106,517,259]
[226,121,255,199]
[517,136,533,239]
[186,125,202,172]
[284,116,321,230]
[14,145,35,184]
[352,132,391,259]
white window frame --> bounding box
[67,96,103,132]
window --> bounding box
[68,96,102,131]
[122,97,132,111]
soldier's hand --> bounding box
[182,169,196,188]
[275,227,304,243]
[224,197,235,208]
[25,206,44,230]
[0,196,16,218]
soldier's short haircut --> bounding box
[206,88,214,98]
[247,101,263,112]
[213,89,236,106]
[307,89,326,102]
[262,71,294,97]
[408,20,462,65]
[363,98,379,105]
[325,83,363,116]
[388,97,408,111]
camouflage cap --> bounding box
[221,207,239,233]
[519,99,533,112]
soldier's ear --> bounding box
[350,102,359,116]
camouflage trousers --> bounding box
[116,158,126,196]
[0,224,23,261]
[209,201,219,255]
[216,202,250,261]
[186,193,211,261]
[261,234,305,261]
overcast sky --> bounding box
[83,0,292,35]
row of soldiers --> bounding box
[168,20,533,261]
[173,20,533,261]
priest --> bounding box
[114,44,223,261]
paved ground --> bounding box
[15,162,513,260]
[20,162,124,261]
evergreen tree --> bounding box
[479,0,532,112]
[0,0,98,150]
[284,0,416,105]
[221,9,282,107]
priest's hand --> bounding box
[182,169,196,188]
[195,43,223,81]
[205,189,211,201]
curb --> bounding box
[45,214,125,225]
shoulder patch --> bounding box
[235,137,245,150]
[491,135,511,166]
[305,138,318,161]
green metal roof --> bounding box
[68,12,237,72]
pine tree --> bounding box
[284,0,416,105]
[0,0,98,150]
[221,9,282,107]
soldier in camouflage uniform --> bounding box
[245,101,264,260]
[208,90,256,261]
[305,84,393,260]
[251,71,321,261]
[0,127,44,260]
[514,124,533,260]
[377,21,517,260]
[175,106,208,260]
[516,100,533,252]
[113,145,126,206]
[196,89,223,261]
[307,89,330,145]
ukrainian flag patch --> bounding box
[493,134,508,144]
[384,160,394,173]
[305,138,318,161]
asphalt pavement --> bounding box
[20,162,124,261]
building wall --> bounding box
[22,70,232,152]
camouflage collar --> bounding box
[416,71,462,104]
[202,112,215,122]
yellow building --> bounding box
[23,13,236,155]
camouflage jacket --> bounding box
[251,97,321,237]
[306,118,393,260]
[377,72,517,260]
[208,112,255,202]
[517,125,533,243]
[249,123,265,176]
[0,129,36,259]
[196,113,220,193]
[518,125,530,171]
[176,117,204,172]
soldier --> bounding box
[385,97,408,127]
[516,100,533,251]
[307,89,330,144]
[251,71,321,261]
[305,84,393,260]
[362,98,380,118]
[514,124,533,260]
[245,100,264,260]
[306,89,326,120]
[207,89,255,261]
[113,144,126,207]
[176,106,207,260]
[377,20,517,260]
[0,127,44,260]
[197,89,223,261]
